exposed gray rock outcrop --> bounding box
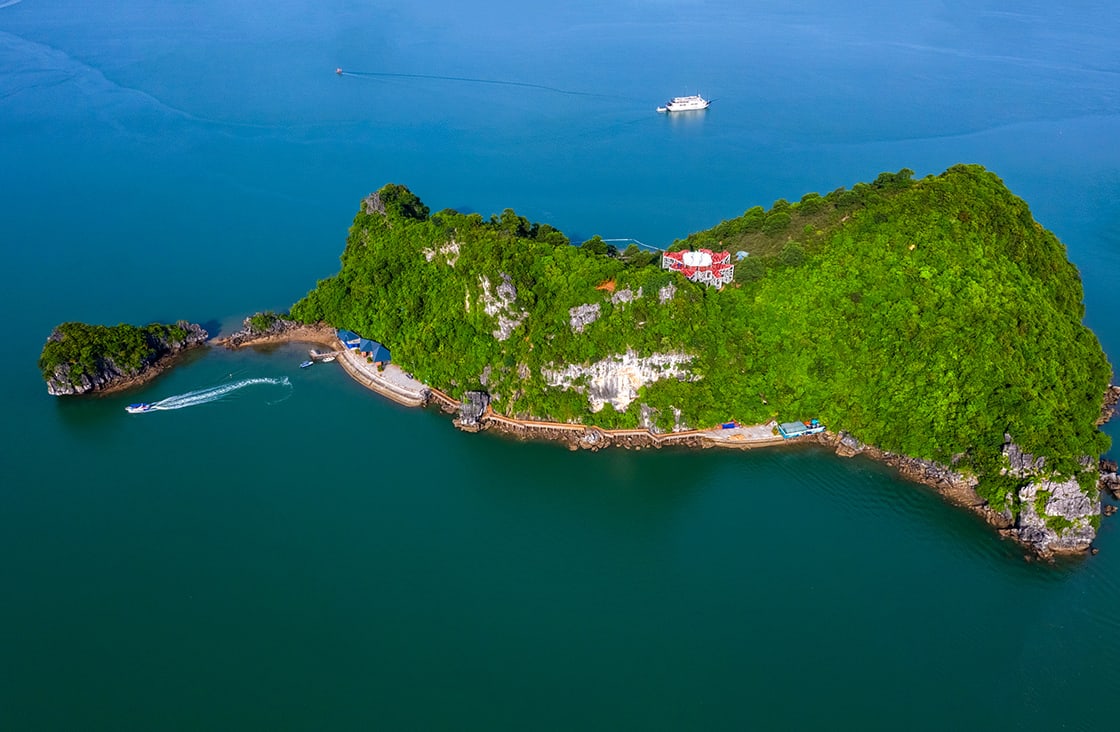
[363,191,386,215]
[1002,437,1099,554]
[457,390,490,431]
[1017,477,1099,554]
[477,273,527,341]
[1100,384,1120,424]
[422,239,460,266]
[610,287,642,306]
[569,303,601,334]
[1100,469,1120,500]
[658,281,676,304]
[221,314,298,347]
[542,350,696,413]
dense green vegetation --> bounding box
[248,311,281,332]
[291,167,1112,496]
[39,321,191,385]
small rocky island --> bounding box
[39,320,208,395]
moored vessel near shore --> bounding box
[778,419,825,439]
[657,94,711,113]
[125,403,155,414]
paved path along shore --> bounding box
[223,322,797,450]
[335,346,430,407]
[479,408,788,450]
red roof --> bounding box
[662,249,734,286]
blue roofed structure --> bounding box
[778,419,825,439]
[358,338,391,362]
[337,329,361,348]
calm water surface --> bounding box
[2,1,1118,729]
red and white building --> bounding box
[661,249,734,287]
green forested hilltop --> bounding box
[40,321,192,384]
[292,165,1111,492]
[38,320,208,395]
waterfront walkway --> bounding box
[263,326,794,450]
[328,340,789,449]
[475,408,787,450]
[335,345,430,407]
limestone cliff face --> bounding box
[541,351,697,415]
[44,321,208,396]
[1016,478,1098,554]
[473,273,527,341]
[1003,439,1099,554]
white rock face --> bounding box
[610,287,642,306]
[1017,477,1098,554]
[542,350,697,413]
[569,303,601,333]
[658,281,676,304]
[422,239,460,266]
[478,273,527,341]
[1003,437,1099,553]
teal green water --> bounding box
[2,2,1119,729]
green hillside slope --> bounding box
[292,165,1111,501]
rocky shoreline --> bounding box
[212,316,338,350]
[455,386,1120,559]
[179,317,1120,558]
[43,321,209,396]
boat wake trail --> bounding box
[338,69,609,98]
[152,377,291,411]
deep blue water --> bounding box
[2,1,1118,729]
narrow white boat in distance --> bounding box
[657,94,711,113]
[125,403,155,414]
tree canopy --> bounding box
[291,166,1112,499]
[39,321,193,385]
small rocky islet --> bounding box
[39,320,208,396]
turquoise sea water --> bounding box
[2,1,1119,729]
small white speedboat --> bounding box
[125,403,155,414]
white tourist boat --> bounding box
[125,403,155,414]
[657,94,711,113]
